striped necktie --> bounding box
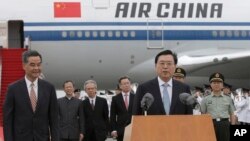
[162,83,170,114]
[30,83,37,112]
[124,94,129,110]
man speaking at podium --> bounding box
[132,50,192,115]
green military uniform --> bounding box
[201,92,235,141]
[201,92,235,119]
[201,72,235,141]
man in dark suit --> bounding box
[110,76,135,141]
[82,80,109,141]
[132,50,192,115]
[3,50,59,141]
[58,80,84,141]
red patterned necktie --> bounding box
[30,83,37,112]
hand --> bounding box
[79,133,84,141]
[111,131,118,138]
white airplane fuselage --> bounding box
[1,0,250,89]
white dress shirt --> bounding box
[158,77,173,103]
[25,76,38,100]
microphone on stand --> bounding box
[140,93,154,116]
[179,93,201,115]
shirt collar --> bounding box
[25,76,38,87]
[88,95,96,101]
[122,92,130,96]
[65,95,73,100]
[211,92,224,97]
[158,76,173,87]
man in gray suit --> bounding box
[3,50,59,141]
[133,50,192,115]
[58,80,84,141]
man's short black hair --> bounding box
[22,50,42,64]
[154,50,178,65]
[74,89,81,93]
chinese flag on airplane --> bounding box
[54,2,81,18]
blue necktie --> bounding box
[162,83,170,114]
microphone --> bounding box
[179,93,198,106]
[179,93,201,114]
[140,93,154,115]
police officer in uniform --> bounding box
[173,67,186,83]
[201,72,236,141]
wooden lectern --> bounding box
[124,114,216,141]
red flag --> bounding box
[54,2,81,18]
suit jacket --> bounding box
[110,93,135,140]
[58,97,84,139]
[82,96,109,141]
[3,78,59,141]
[132,78,193,115]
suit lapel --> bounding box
[128,93,134,112]
[151,78,165,114]
[170,80,179,113]
[21,79,35,113]
[87,98,94,111]
[118,94,127,111]
[35,79,43,113]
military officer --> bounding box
[173,67,186,83]
[201,72,236,141]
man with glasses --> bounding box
[132,50,192,115]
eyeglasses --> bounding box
[158,61,174,67]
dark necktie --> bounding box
[91,100,94,110]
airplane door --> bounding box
[8,20,24,48]
[147,19,163,49]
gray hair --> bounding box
[84,80,97,90]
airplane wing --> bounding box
[179,51,250,88]
[129,50,250,88]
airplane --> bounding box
[0,0,250,90]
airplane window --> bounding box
[219,31,225,37]
[108,31,113,37]
[212,31,217,37]
[115,31,120,37]
[241,31,247,37]
[77,31,83,38]
[100,31,105,37]
[69,31,75,38]
[156,31,162,37]
[226,31,232,37]
[92,31,98,38]
[62,31,67,38]
[234,31,240,37]
[123,31,128,37]
[130,31,136,37]
[85,31,90,38]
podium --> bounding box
[124,114,216,141]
